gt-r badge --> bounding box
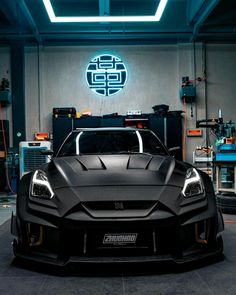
[114,202,124,210]
[103,233,137,245]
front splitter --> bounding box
[12,237,223,269]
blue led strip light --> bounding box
[86,54,128,96]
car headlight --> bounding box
[182,168,204,198]
[31,170,54,199]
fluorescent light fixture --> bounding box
[42,0,168,23]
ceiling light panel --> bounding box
[109,0,157,17]
[42,0,168,23]
[51,0,99,17]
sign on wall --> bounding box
[86,54,128,96]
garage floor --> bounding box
[0,194,236,295]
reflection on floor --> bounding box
[1,190,236,294]
[0,212,235,294]
[0,193,16,226]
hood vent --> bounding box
[59,154,166,171]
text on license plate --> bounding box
[103,233,138,245]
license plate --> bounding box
[103,233,138,245]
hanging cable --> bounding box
[37,43,41,131]
[193,42,197,122]
[0,102,16,195]
[182,97,187,161]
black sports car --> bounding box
[11,128,224,266]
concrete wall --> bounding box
[23,43,236,162]
[1,43,236,163]
[25,45,181,133]
[206,44,236,121]
[24,44,209,162]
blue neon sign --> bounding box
[86,54,128,96]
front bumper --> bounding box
[217,193,236,213]
[12,172,224,267]
[12,237,223,267]
[11,210,223,267]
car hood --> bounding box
[46,154,187,189]
[35,155,204,217]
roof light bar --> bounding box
[42,0,168,23]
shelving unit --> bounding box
[193,148,214,179]
[215,162,236,194]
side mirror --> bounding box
[41,149,54,156]
[168,146,181,157]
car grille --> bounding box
[58,224,180,257]
[31,218,204,259]
[81,201,157,218]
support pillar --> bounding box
[10,43,26,148]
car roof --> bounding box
[73,127,150,132]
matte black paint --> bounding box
[11,128,224,267]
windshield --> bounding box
[57,130,168,157]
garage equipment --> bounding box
[197,117,236,162]
[0,120,9,193]
[197,115,236,212]
[193,146,214,179]
[179,76,196,102]
[0,78,11,105]
[19,141,52,179]
[6,148,19,193]
[53,107,76,118]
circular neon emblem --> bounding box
[86,54,128,96]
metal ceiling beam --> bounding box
[99,0,110,16]
[1,32,236,46]
[188,0,205,24]
[0,0,19,24]
[190,0,221,42]
[204,10,236,26]
[0,32,193,40]
[16,0,42,43]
